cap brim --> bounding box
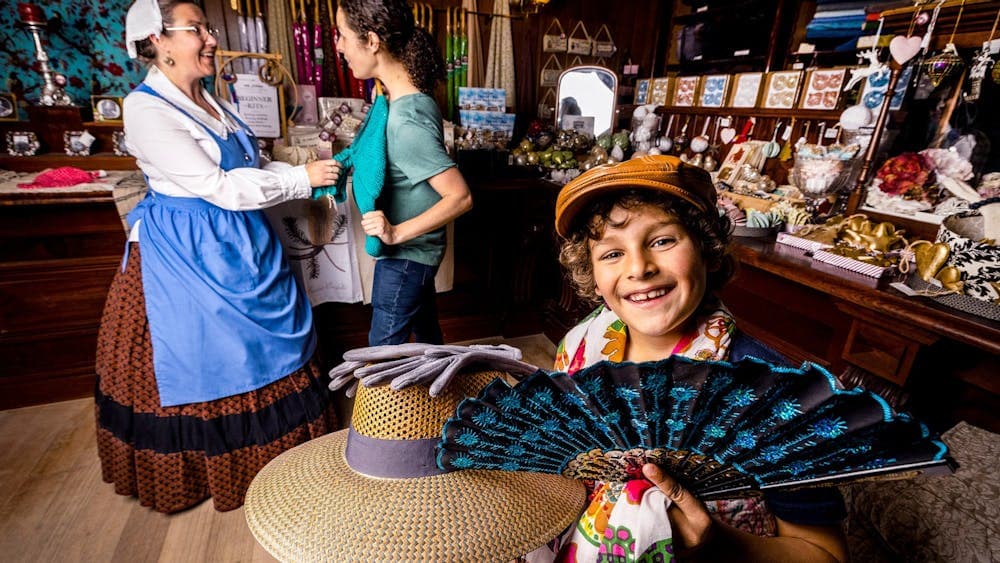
[245,430,586,562]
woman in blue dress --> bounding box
[95,0,343,513]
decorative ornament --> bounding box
[889,35,922,66]
[923,0,967,87]
[437,357,955,497]
[912,240,951,281]
[925,44,963,87]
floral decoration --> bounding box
[919,148,974,182]
[875,152,935,201]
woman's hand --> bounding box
[642,463,715,552]
[305,159,341,187]
[361,210,398,245]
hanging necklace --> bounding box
[924,0,966,87]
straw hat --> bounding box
[245,369,585,562]
[554,155,718,237]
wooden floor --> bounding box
[0,334,557,563]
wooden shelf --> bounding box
[0,153,136,172]
[666,55,767,72]
[632,105,842,120]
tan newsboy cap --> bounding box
[554,155,718,237]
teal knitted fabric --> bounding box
[313,91,389,257]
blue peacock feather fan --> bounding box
[436,356,955,499]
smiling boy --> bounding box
[539,155,847,562]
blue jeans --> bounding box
[368,258,443,346]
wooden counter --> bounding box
[0,186,126,409]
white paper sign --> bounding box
[232,73,281,138]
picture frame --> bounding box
[799,68,847,110]
[111,130,129,156]
[672,76,701,107]
[634,78,650,105]
[6,131,40,156]
[64,130,94,156]
[699,74,730,107]
[729,72,764,108]
[762,70,803,109]
[0,93,18,121]
[91,95,123,122]
[648,77,672,106]
[860,65,914,112]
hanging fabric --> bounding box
[266,0,298,81]
[484,0,515,109]
[456,8,468,114]
[463,0,484,88]
[446,7,456,120]
[311,0,324,92]
[319,0,339,96]
[244,0,259,70]
[291,0,312,85]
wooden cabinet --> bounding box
[0,187,126,409]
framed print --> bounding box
[699,74,730,107]
[91,95,123,122]
[762,70,803,109]
[800,68,847,110]
[0,93,17,121]
[860,65,913,112]
[6,131,39,156]
[649,77,672,106]
[672,76,700,107]
[64,130,95,156]
[729,72,763,108]
[634,78,650,105]
[112,130,129,156]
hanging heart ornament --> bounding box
[925,44,965,87]
[889,35,922,65]
[719,127,737,144]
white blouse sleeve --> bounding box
[123,93,311,211]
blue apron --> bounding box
[126,83,315,407]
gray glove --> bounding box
[327,344,539,397]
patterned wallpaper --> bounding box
[1,1,145,106]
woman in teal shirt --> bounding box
[336,0,473,345]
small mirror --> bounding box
[556,65,617,137]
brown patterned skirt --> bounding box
[95,244,338,513]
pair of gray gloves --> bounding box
[328,343,540,397]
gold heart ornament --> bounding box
[912,241,950,282]
[935,266,963,293]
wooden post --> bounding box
[846,64,901,214]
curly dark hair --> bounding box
[558,188,735,306]
[132,0,200,65]
[337,0,445,94]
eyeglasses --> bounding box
[164,23,220,39]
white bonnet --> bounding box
[125,0,163,59]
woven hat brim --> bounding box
[245,430,586,563]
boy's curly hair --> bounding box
[559,188,735,305]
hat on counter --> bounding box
[555,155,718,237]
[244,369,585,562]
